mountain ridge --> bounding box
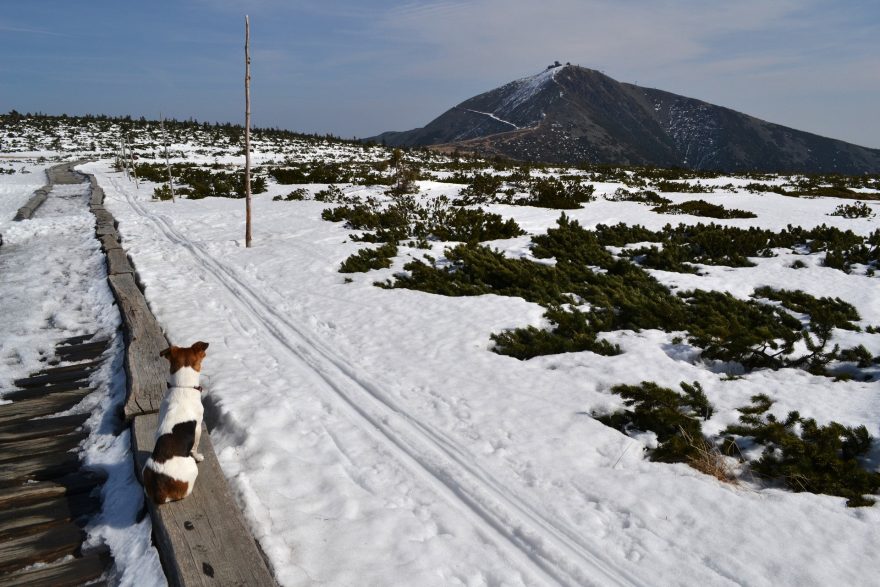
[372,66,880,174]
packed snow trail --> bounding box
[102,174,654,586]
[460,108,520,130]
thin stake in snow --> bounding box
[160,113,176,202]
[127,135,139,189]
[244,14,252,247]
[119,138,129,180]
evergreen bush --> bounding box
[725,395,880,506]
[651,200,756,219]
[340,243,398,273]
[596,381,713,463]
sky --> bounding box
[1,1,878,148]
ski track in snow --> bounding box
[108,174,644,586]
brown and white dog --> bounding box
[142,341,209,504]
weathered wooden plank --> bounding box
[30,359,103,377]
[108,273,169,418]
[0,451,81,487]
[132,414,276,586]
[98,233,122,252]
[0,492,99,541]
[1,384,91,402]
[55,339,109,361]
[0,430,87,464]
[0,413,89,444]
[12,365,95,389]
[58,333,97,347]
[0,523,86,574]
[93,209,116,227]
[0,390,93,424]
[106,248,134,275]
[0,470,106,509]
[0,544,110,587]
[13,192,48,221]
[90,186,105,207]
[1,379,88,400]
[95,228,119,242]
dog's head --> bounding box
[159,341,209,374]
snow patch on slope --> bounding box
[492,67,560,126]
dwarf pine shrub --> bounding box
[725,395,880,507]
[604,188,671,205]
[752,287,860,331]
[653,180,713,193]
[457,173,505,204]
[651,199,756,219]
[322,196,523,245]
[596,381,713,463]
[273,187,309,201]
[491,307,622,359]
[525,177,595,209]
[830,202,874,219]
[340,243,398,273]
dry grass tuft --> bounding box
[680,427,738,484]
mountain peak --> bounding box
[372,68,880,173]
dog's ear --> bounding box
[159,347,174,359]
[192,341,209,353]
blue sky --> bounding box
[2,1,878,147]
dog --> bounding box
[142,341,209,504]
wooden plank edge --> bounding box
[132,414,276,586]
[0,544,110,587]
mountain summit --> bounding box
[373,65,880,174]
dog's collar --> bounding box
[168,384,203,392]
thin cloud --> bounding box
[0,24,74,37]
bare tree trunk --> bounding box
[244,15,252,247]
[128,135,139,189]
[120,138,129,180]
[160,113,176,202]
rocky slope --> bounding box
[373,65,880,174]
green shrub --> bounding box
[596,381,713,463]
[837,345,877,368]
[152,184,173,201]
[653,180,713,193]
[491,307,621,359]
[725,395,880,507]
[273,187,309,201]
[651,199,756,219]
[525,177,595,209]
[752,287,860,331]
[340,243,398,273]
[457,173,505,204]
[684,290,803,370]
[604,188,671,205]
[830,202,874,219]
[322,196,523,245]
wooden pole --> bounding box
[128,135,139,189]
[160,113,176,202]
[244,15,252,247]
[120,138,129,180]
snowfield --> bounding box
[63,153,880,586]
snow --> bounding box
[461,108,520,130]
[0,162,165,585]
[67,154,880,586]
[493,67,560,126]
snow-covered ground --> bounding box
[0,162,165,586]
[68,153,880,586]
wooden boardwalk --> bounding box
[3,161,275,585]
[0,334,113,586]
[86,168,277,585]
